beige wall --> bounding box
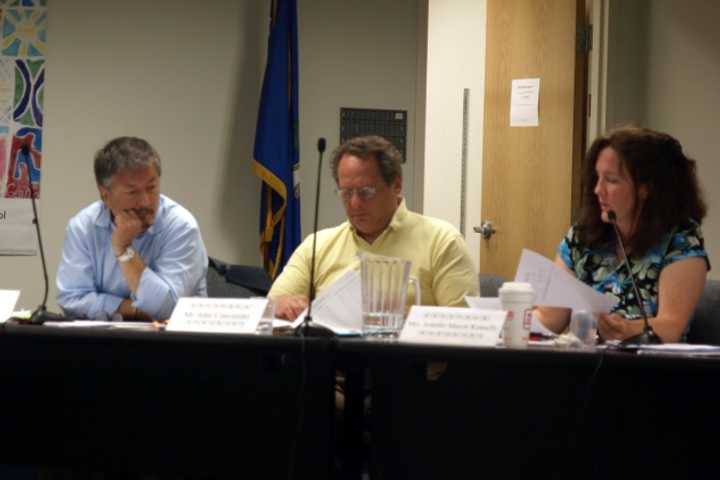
[426,0,720,277]
[605,0,648,129]
[645,0,720,279]
[4,0,267,311]
[2,0,421,311]
[606,0,720,278]
[298,0,420,234]
[424,0,486,270]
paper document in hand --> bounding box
[514,249,615,313]
[292,270,362,335]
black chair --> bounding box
[686,279,720,345]
[206,257,272,298]
[479,273,505,297]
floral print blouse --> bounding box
[558,220,710,319]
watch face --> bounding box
[118,247,135,263]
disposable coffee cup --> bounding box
[499,282,536,348]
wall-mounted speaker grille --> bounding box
[340,108,407,162]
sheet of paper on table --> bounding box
[0,290,20,323]
[42,320,159,330]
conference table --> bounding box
[1,322,719,479]
[337,339,720,479]
[0,322,336,479]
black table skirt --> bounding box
[2,324,720,479]
[0,324,336,479]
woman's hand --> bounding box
[600,257,708,343]
[598,313,632,341]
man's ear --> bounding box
[98,185,110,205]
[392,175,402,196]
[639,184,651,200]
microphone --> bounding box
[295,137,333,337]
[28,185,65,325]
[607,210,661,345]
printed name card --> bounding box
[167,297,267,334]
[0,289,20,323]
[400,306,506,347]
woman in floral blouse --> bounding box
[537,126,709,342]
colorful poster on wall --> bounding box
[0,0,47,255]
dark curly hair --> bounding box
[330,135,403,185]
[577,126,706,256]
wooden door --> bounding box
[479,0,586,279]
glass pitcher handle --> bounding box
[409,276,421,305]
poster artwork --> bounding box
[0,1,47,255]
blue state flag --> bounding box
[252,0,301,279]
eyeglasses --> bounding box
[335,185,379,201]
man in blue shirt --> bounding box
[56,136,208,320]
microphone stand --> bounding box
[29,187,65,325]
[608,211,661,345]
[296,138,333,337]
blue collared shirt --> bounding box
[56,194,208,320]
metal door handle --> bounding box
[473,221,496,239]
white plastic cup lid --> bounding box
[499,281,535,294]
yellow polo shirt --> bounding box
[269,200,478,307]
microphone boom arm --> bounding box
[296,138,333,337]
[28,189,65,325]
[608,211,661,345]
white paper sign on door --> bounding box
[510,78,540,127]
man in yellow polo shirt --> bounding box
[270,135,478,320]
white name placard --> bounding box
[167,297,267,334]
[0,199,36,255]
[400,306,506,347]
[0,289,20,323]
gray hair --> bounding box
[94,136,162,188]
[330,135,403,185]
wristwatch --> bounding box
[116,246,136,263]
